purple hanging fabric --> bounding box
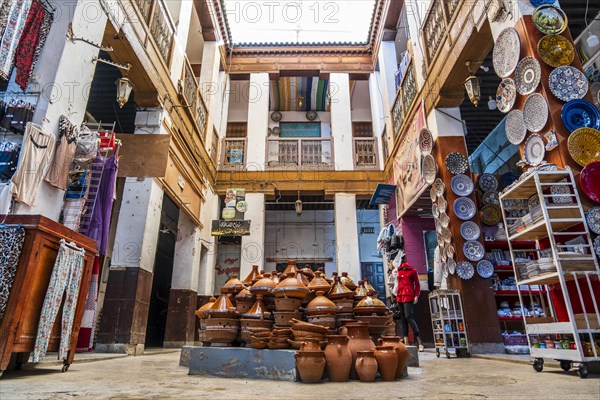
[85,153,118,255]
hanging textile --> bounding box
[0,0,12,39]
[0,225,25,322]
[0,182,12,214]
[0,0,33,80]
[62,198,85,231]
[14,0,45,90]
[25,4,53,86]
[0,102,35,134]
[32,239,85,362]
[10,122,54,206]
[84,152,118,255]
[0,140,20,179]
[76,256,99,352]
[45,116,79,190]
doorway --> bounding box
[361,262,386,302]
[145,195,179,347]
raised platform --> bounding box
[181,346,415,381]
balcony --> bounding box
[221,138,247,169]
[353,138,379,169]
[133,0,175,66]
[391,59,418,136]
[421,0,461,67]
[179,57,209,142]
[267,138,333,169]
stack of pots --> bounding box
[328,275,355,330]
[269,327,292,349]
[204,290,240,345]
[194,296,216,345]
[272,270,309,327]
[235,288,254,315]
[289,318,328,348]
[305,291,338,330]
[240,293,273,344]
[354,291,393,339]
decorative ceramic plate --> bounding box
[528,194,540,211]
[421,154,437,185]
[430,187,438,203]
[447,258,456,275]
[591,82,600,109]
[538,34,574,67]
[523,93,549,133]
[550,178,572,204]
[460,221,481,241]
[524,134,546,166]
[479,173,499,192]
[587,207,600,235]
[446,245,455,260]
[505,110,527,145]
[481,204,503,226]
[561,99,600,133]
[271,111,282,122]
[496,78,517,113]
[419,128,434,154]
[438,196,448,212]
[493,27,521,78]
[441,227,452,244]
[445,152,469,175]
[594,236,600,257]
[451,174,474,196]
[454,197,477,221]
[483,191,500,205]
[580,161,600,203]
[515,57,542,95]
[432,204,440,218]
[456,261,475,280]
[533,4,568,35]
[477,260,495,279]
[549,66,589,102]
[306,111,318,121]
[434,178,445,196]
[567,128,600,167]
[439,212,450,228]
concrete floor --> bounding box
[0,351,598,399]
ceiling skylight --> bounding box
[223,0,377,45]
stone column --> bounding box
[240,193,266,280]
[369,73,386,168]
[167,0,194,84]
[197,191,220,296]
[330,73,354,171]
[334,193,361,283]
[245,73,269,169]
[164,212,202,347]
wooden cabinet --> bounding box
[0,215,97,376]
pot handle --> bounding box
[337,344,342,355]
[377,338,383,346]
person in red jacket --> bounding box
[396,260,424,351]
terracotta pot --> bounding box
[242,294,272,319]
[301,267,315,280]
[374,345,398,381]
[272,272,309,299]
[307,271,331,293]
[273,310,303,327]
[240,318,273,343]
[274,297,303,311]
[195,296,216,319]
[340,272,357,291]
[270,271,281,284]
[250,272,277,295]
[378,336,409,379]
[204,318,240,344]
[295,351,326,383]
[242,265,261,286]
[299,337,322,352]
[354,280,368,300]
[296,270,310,286]
[345,322,375,380]
[354,292,389,316]
[333,298,354,313]
[222,274,246,294]
[306,314,337,329]
[355,350,378,382]
[338,319,359,336]
[306,291,339,315]
[318,268,333,283]
[324,335,352,382]
[283,260,298,276]
[327,276,355,300]
[363,278,376,293]
[207,291,239,318]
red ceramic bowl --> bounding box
[581,161,600,203]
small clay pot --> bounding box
[327,276,354,300]
[272,272,310,299]
[374,345,398,381]
[355,350,378,382]
[250,273,277,295]
[194,296,216,320]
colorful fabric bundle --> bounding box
[76,256,99,352]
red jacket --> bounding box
[396,263,421,303]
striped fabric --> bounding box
[269,77,331,112]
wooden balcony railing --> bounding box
[132,0,175,66]
[179,57,209,142]
[391,59,418,136]
[421,0,462,67]
[267,138,333,169]
[221,138,247,168]
[353,138,378,169]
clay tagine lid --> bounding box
[306,291,339,315]
[307,271,332,293]
[295,270,310,286]
[327,275,355,300]
[363,277,376,293]
[242,294,272,320]
[270,271,281,285]
[354,291,389,316]
[242,265,261,286]
[236,287,254,300]
[354,280,368,300]
[340,272,357,291]
[301,266,315,280]
[272,272,309,299]
[222,274,246,294]
[250,272,277,295]
[318,267,333,283]
[207,290,239,318]
[194,296,216,319]
[283,260,299,276]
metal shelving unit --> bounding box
[500,170,600,378]
[428,289,470,358]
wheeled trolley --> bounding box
[429,289,470,358]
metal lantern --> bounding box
[115,76,134,108]
[295,198,303,216]
[464,74,481,107]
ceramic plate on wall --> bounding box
[587,207,600,235]
[477,260,495,279]
[561,99,600,133]
[419,128,434,154]
[538,34,574,67]
[481,204,503,226]
[460,221,481,241]
[451,174,475,196]
[515,57,542,95]
[456,261,475,280]
[496,78,517,113]
[505,110,527,145]
[580,162,600,203]
[493,27,521,78]
[434,178,445,196]
[549,66,589,102]
[421,154,438,185]
[445,152,469,175]
[567,128,600,167]
[483,191,500,205]
[523,93,549,133]
[533,4,568,35]
[524,134,546,166]
[453,197,477,221]
[479,173,499,192]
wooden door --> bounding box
[361,262,386,302]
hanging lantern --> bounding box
[295,198,303,216]
[464,74,481,107]
[115,76,134,108]
[297,95,305,110]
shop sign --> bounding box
[369,183,397,206]
[211,220,251,236]
[224,188,247,220]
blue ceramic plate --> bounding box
[549,66,588,102]
[530,0,556,7]
[453,197,477,221]
[477,260,495,279]
[561,99,600,133]
[456,261,475,280]
[451,174,474,196]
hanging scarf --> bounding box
[0,225,26,322]
[0,0,33,80]
[0,0,12,39]
[15,0,49,90]
[76,256,100,352]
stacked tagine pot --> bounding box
[305,291,339,330]
[204,289,240,345]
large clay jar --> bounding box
[295,351,326,383]
[242,265,261,286]
[324,335,352,382]
[299,337,322,352]
[345,322,375,380]
[374,345,398,381]
[355,350,378,382]
[378,336,409,378]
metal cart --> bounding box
[499,170,600,378]
[429,289,470,358]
